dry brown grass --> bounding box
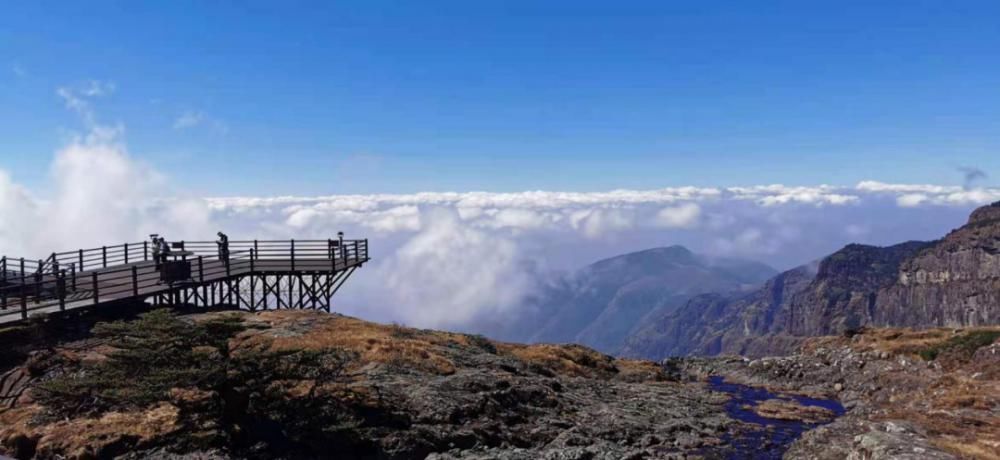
[230,311,668,382]
[804,326,1000,357]
[0,402,180,458]
[613,358,668,382]
[751,398,835,423]
[813,326,1000,460]
[496,342,665,381]
[232,311,486,375]
[933,437,1000,460]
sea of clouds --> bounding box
[2,82,998,331]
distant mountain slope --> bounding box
[493,246,777,353]
[621,201,1000,359]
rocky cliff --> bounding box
[622,201,1000,359]
[876,201,1000,328]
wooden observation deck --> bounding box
[0,238,369,324]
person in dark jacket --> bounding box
[217,232,230,265]
[157,237,171,267]
[151,235,162,270]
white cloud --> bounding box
[859,180,1000,206]
[569,208,634,239]
[56,80,115,124]
[0,83,211,255]
[346,208,534,328]
[173,111,204,129]
[897,193,928,207]
[173,110,228,134]
[653,203,701,228]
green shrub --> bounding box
[36,309,244,415]
[465,334,498,354]
[34,309,361,455]
[917,330,1000,361]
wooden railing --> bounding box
[0,238,369,322]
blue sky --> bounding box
[2,0,1000,196]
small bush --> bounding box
[36,309,246,415]
[917,330,1000,361]
[465,334,497,354]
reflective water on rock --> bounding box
[707,376,846,459]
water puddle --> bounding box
[707,375,846,459]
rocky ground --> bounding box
[674,327,1000,459]
[0,310,996,459]
[0,309,737,459]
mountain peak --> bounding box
[968,200,1000,225]
[589,245,696,271]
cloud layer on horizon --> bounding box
[2,81,999,330]
[3,135,998,329]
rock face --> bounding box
[487,246,776,354]
[622,201,1000,359]
[876,202,1000,328]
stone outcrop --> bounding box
[675,326,1000,459]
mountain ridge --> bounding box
[622,200,1000,359]
[484,245,777,353]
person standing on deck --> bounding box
[217,232,230,266]
[151,235,161,270]
[157,237,171,267]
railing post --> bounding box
[144,241,149,261]
[58,270,66,311]
[92,272,99,305]
[102,246,107,268]
[50,253,58,276]
[132,265,139,297]
[290,239,295,271]
[254,240,259,259]
[124,243,129,264]
[35,259,43,299]
[71,263,77,291]
[249,250,255,272]
[340,238,346,261]
[19,260,26,319]
[1,256,6,310]
[225,255,231,278]
[20,282,27,319]
[78,250,84,271]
